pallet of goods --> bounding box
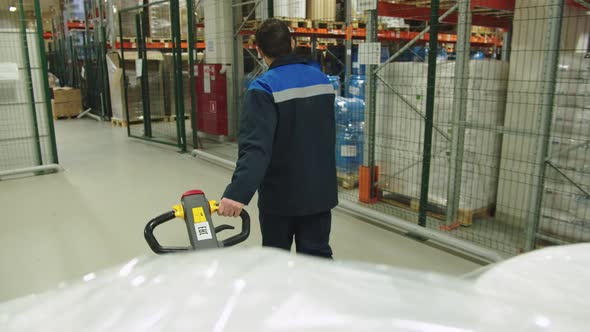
[539,52,590,243]
[106,51,166,125]
[375,60,510,226]
[52,87,82,119]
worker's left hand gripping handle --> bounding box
[144,210,191,254]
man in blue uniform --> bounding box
[218,18,338,258]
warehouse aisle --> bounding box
[0,120,479,301]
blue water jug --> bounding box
[346,75,365,101]
[328,75,341,96]
[335,97,365,127]
[335,123,364,174]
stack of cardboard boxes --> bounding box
[52,87,82,118]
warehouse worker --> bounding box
[218,18,338,258]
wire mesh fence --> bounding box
[115,0,191,151]
[225,0,590,257]
[0,1,58,175]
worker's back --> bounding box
[252,55,338,216]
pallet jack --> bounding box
[144,190,250,254]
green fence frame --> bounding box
[118,0,188,152]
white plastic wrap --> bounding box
[256,0,306,19]
[376,60,509,209]
[474,243,590,316]
[379,17,409,29]
[540,207,590,242]
[1,247,589,331]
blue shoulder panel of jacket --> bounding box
[248,63,334,103]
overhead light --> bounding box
[9,6,17,12]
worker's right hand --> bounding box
[218,197,244,218]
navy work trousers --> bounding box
[259,210,333,259]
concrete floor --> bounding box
[0,119,480,301]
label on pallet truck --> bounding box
[192,207,213,241]
[195,223,213,241]
[192,207,207,223]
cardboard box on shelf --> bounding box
[52,87,81,118]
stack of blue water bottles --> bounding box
[334,96,365,177]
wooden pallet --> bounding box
[312,20,345,30]
[337,171,359,190]
[381,192,494,227]
[111,118,131,127]
[351,20,366,29]
[53,115,78,120]
[378,23,408,31]
[116,36,137,43]
[242,19,261,30]
[146,37,171,44]
[275,17,311,29]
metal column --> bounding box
[524,0,565,251]
[445,0,472,225]
[418,0,441,227]
[311,35,318,60]
[365,8,378,200]
[502,30,512,62]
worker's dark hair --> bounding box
[255,18,292,58]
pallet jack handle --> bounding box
[144,210,191,254]
[222,210,250,247]
[144,208,251,254]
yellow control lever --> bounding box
[172,204,184,218]
[209,200,219,214]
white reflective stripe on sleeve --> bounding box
[272,84,335,103]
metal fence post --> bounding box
[98,1,113,119]
[445,0,471,225]
[18,0,42,166]
[136,11,153,138]
[34,0,58,164]
[232,0,245,143]
[524,0,565,251]
[344,0,352,85]
[171,0,187,152]
[365,7,378,200]
[119,11,131,137]
[267,0,273,18]
[418,0,441,227]
[187,0,199,147]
